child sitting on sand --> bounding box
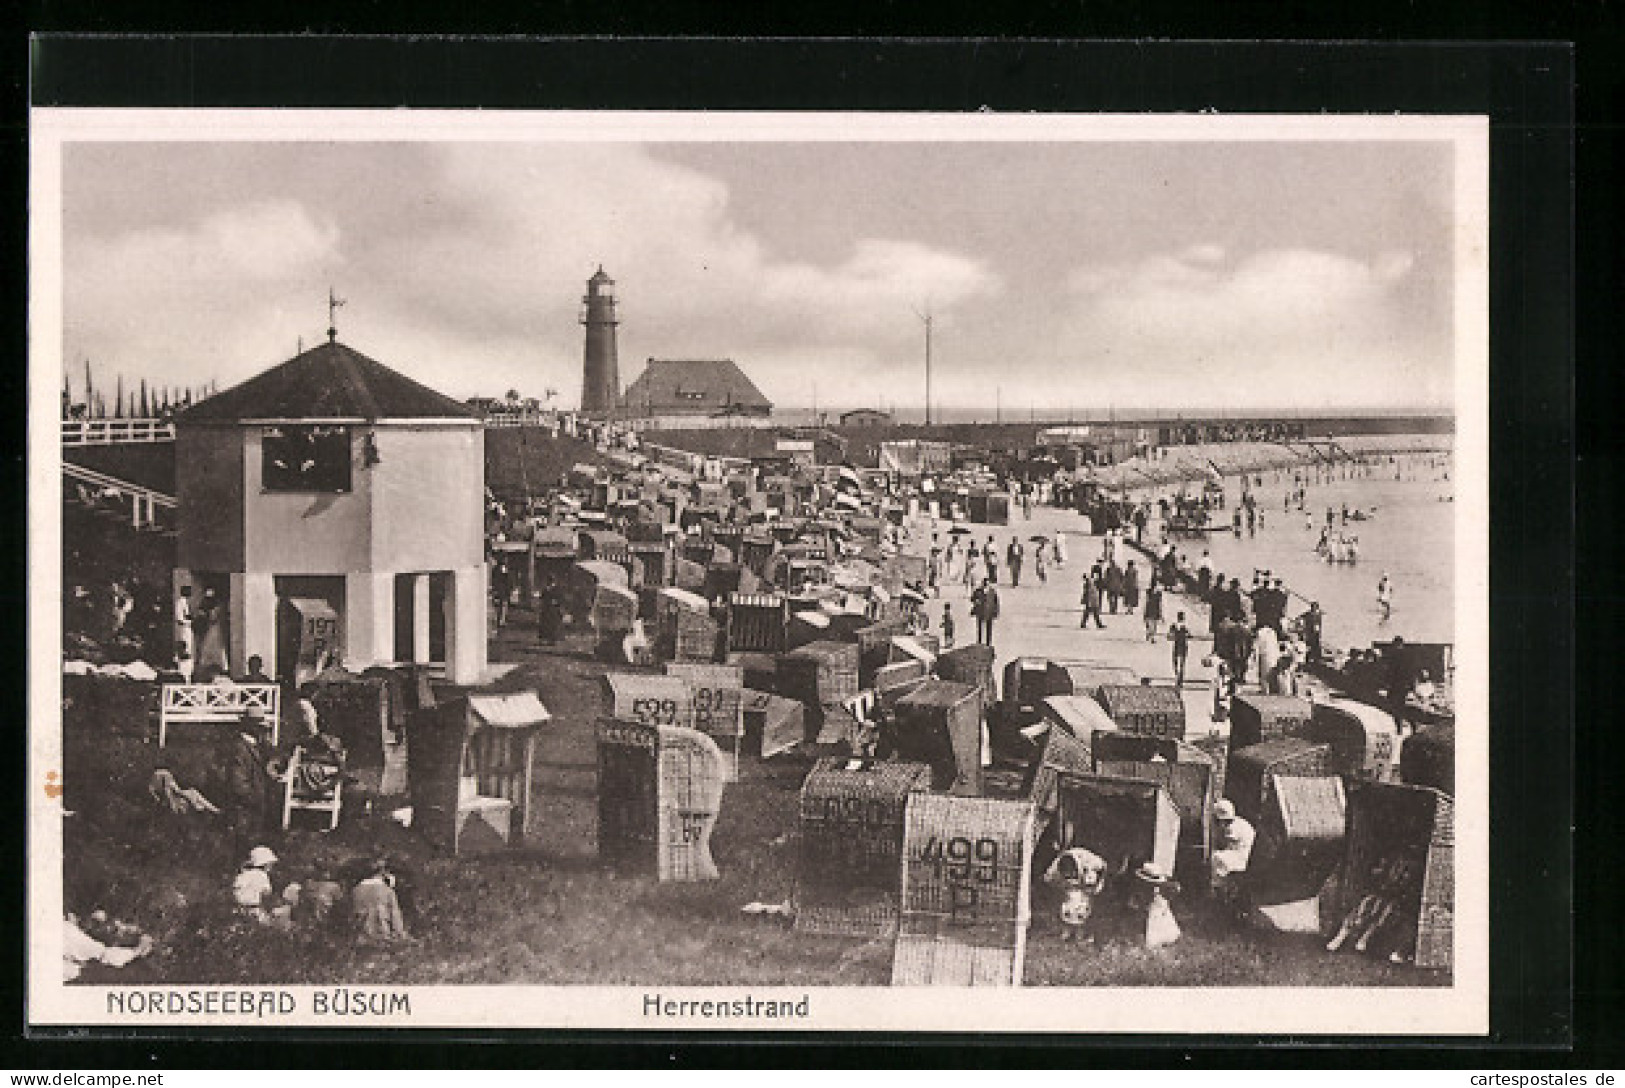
[352,857,410,943]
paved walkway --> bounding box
[906,501,1223,729]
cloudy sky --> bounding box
[60,136,1457,419]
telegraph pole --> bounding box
[914,306,934,426]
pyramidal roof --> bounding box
[180,340,478,423]
[621,358,772,414]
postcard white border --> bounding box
[28,109,1489,1034]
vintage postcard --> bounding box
[29,109,1487,1033]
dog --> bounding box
[1044,848,1109,942]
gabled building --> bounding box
[620,358,772,419]
[176,337,488,685]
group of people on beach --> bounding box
[1205,569,1321,716]
[936,528,1069,593]
[230,845,411,943]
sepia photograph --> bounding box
[29,109,1488,1033]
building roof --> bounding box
[179,339,478,423]
[621,359,772,416]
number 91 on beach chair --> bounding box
[597,719,727,882]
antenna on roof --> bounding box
[327,287,346,343]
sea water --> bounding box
[1172,455,1456,651]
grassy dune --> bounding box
[63,613,1442,989]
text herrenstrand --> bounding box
[643,994,811,1019]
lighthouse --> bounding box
[579,266,620,416]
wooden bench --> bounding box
[159,684,281,748]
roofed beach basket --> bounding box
[797,758,932,937]
[891,793,1037,986]
[1225,736,1334,825]
[1096,683,1187,740]
[1325,781,1453,970]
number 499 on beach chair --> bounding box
[282,748,343,832]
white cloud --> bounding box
[65,201,344,389]
[63,144,1001,406]
[58,141,1453,417]
[1053,245,1443,412]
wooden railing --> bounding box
[61,418,176,446]
[63,461,176,530]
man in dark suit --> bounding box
[218,707,279,849]
[971,579,1001,645]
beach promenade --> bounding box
[911,501,1222,729]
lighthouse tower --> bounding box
[579,266,620,416]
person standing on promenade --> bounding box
[1105,558,1124,614]
[1377,572,1393,621]
[1232,577,1255,629]
[537,577,566,644]
[1299,601,1324,664]
[1216,615,1251,689]
[1255,623,1280,694]
[1254,577,1285,635]
[963,541,980,591]
[1169,611,1191,686]
[174,585,195,671]
[971,579,1000,646]
[1053,530,1068,568]
[1080,571,1106,630]
[1210,657,1234,722]
[491,561,512,629]
[1007,537,1024,587]
[1208,571,1227,634]
[1124,560,1141,615]
[1221,577,1244,626]
[1197,551,1213,597]
[1143,576,1164,643]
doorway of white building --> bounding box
[273,574,345,684]
[393,571,450,667]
